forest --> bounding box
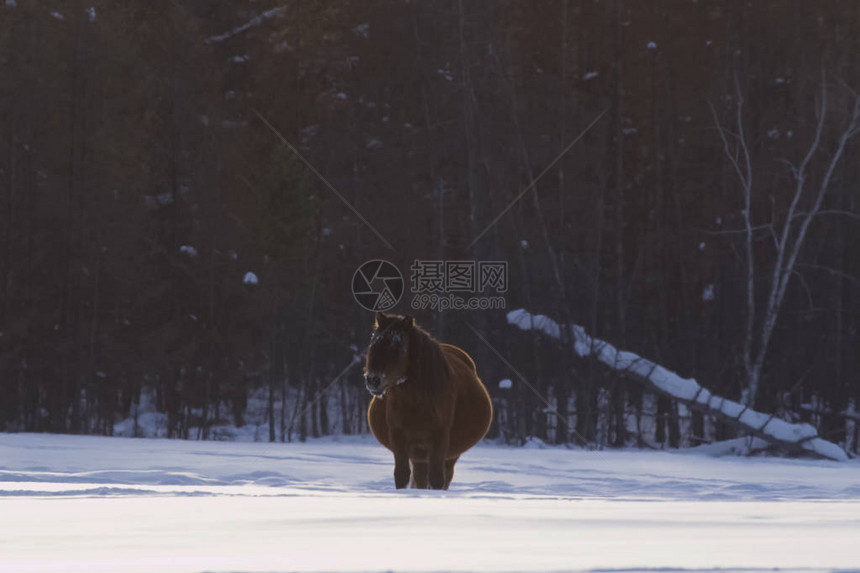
[1,0,858,454]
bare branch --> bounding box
[792,209,860,223]
[709,94,757,378]
[788,268,815,311]
[769,80,827,313]
[775,157,799,179]
[709,102,750,190]
[760,90,860,390]
[795,263,860,284]
[714,74,860,409]
[698,223,775,235]
[734,74,753,192]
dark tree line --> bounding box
[1,1,858,453]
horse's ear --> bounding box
[402,315,414,329]
[374,311,388,329]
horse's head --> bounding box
[364,311,414,397]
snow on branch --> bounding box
[206,7,287,44]
[506,308,848,461]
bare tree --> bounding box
[712,76,860,409]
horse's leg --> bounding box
[410,460,429,489]
[427,429,449,489]
[443,456,459,490]
[390,430,411,489]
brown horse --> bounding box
[365,312,493,489]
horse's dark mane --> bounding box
[406,323,450,397]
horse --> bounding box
[364,311,493,490]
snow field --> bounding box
[1,433,859,572]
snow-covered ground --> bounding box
[1,433,859,573]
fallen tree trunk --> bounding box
[507,309,848,461]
